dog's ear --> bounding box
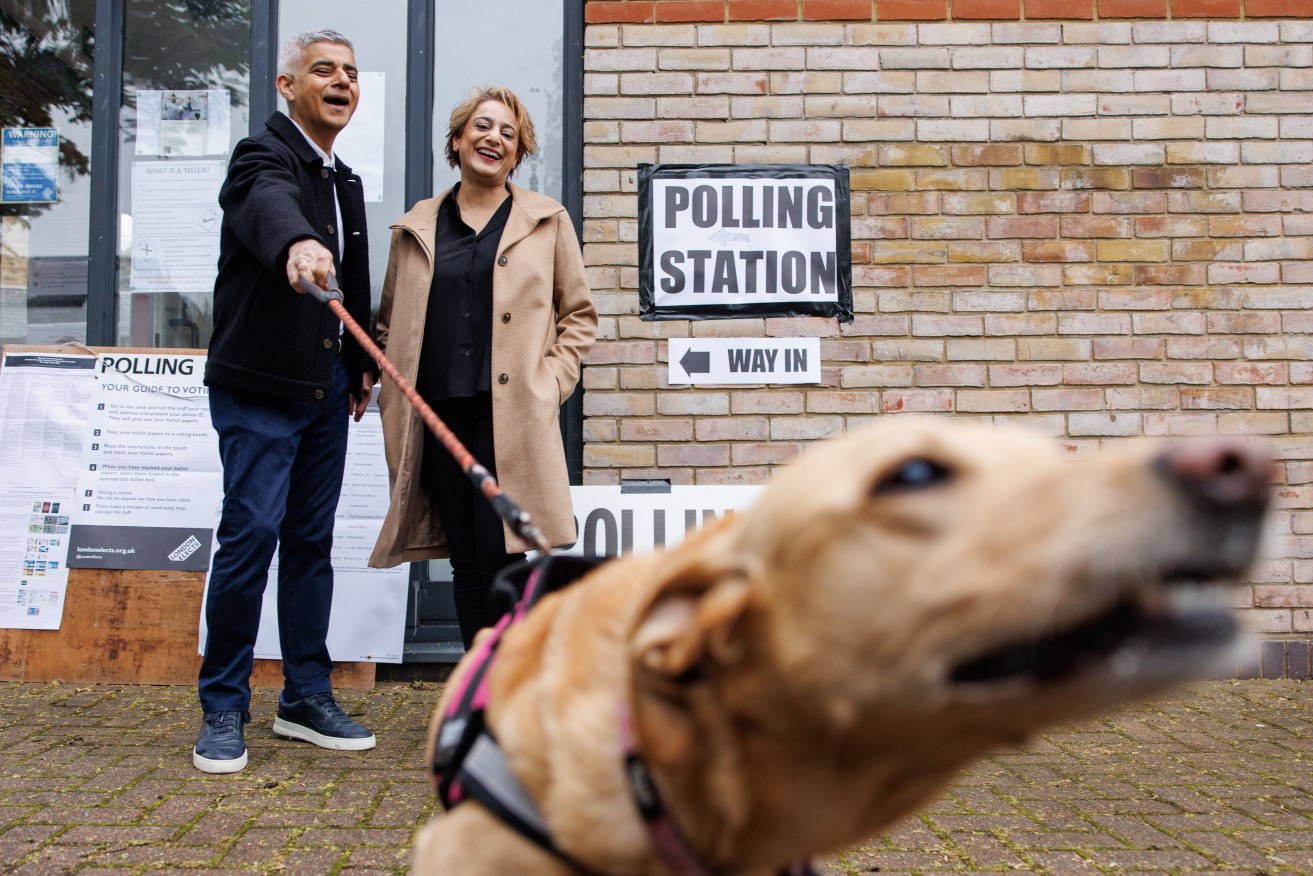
[628,526,758,773]
[631,542,754,681]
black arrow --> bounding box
[680,349,710,375]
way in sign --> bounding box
[668,337,821,386]
[727,347,808,373]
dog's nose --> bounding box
[1155,438,1273,510]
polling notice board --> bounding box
[70,351,218,570]
[639,163,852,322]
[0,350,93,629]
[0,346,407,662]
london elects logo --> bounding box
[169,535,203,563]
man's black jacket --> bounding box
[205,111,375,404]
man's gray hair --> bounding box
[278,29,353,78]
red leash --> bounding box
[303,277,553,555]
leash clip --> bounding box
[297,272,345,304]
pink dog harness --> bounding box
[430,554,815,876]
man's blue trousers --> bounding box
[199,358,349,714]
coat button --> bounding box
[314,389,325,400]
[322,338,334,349]
[320,168,330,178]
[497,255,508,266]
[502,312,511,323]
[498,373,509,385]
[327,224,336,235]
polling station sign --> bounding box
[639,164,851,322]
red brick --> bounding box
[986,216,1059,239]
[803,0,872,18]
[655,0,726,20]
[1246,0,1310,14]
[729,0,799,18]
[1135,264,1206,285]
[954,144,1024,166]
[1023,240,1095,262]
[877,0,948,19]
[1024,0,1093,17]
[1172,0,1239,15]
[1099,0,1166,14]
[587,1,657,22]
[1135,167,1207,190]
[954,0,1022,17]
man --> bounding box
[195,28,377,774]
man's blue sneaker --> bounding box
[193,711,248,773]
[273,692,376,751]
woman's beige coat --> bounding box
[368,183,596,566]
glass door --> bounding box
[277,0,409,313]
[0,0,96,347]
[112,0,252,349]
[431,0,566,202]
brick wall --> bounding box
[587,0,1311,23]
[579,3,1313,675]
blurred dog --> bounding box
[413,418,1271,876]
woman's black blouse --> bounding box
[415,186,512,402]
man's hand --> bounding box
[352,372,375,422]
[286,238,336,292]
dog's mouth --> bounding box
[949,573,1240,687]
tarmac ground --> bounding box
[0,678,1309,875]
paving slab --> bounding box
[0,680,1308,874]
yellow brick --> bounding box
[881,144,950,167]
[1025,143,1090,165]
[850,169,915,191]
[1096,240,1171,262]
[1061,167,1131,191]
[997,168,1059,191]
[950,193,1015,215]
[947,242,1020,264]
[870,241,947,265]
[916,170,989,192]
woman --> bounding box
[369,86,596,649]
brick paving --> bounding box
[0,680,1308,874]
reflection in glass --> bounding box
[115,0,252,349]
[278,0,409,312]
[0,0,96,346]
[433,0,564,203]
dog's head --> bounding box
[629,419,1270,841]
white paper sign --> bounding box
[668,337,821,385]
[0,352,96,630]
[0,489,75,630]
[69,353,220,571]
[653,178,840,307]
[199,396,409,664]
[135,89,232,157]
[128,160,225,295]
[560,485,764,558]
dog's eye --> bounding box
[873,457,953,494]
